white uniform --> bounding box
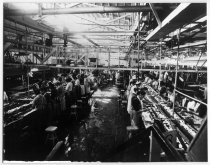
[65,82,73,93]
[4,91,8,101]
[168,93,175,103]
[187,101,196,112]
[127,85,136,114]
[163,72,168,82]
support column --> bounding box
[196,51,203,83]
[128,51,130,68]
[118,49,120,67]
[141,48,143,69]
[25,27,28,62]
[172,29,181,117]
[96,48,98,68]
[137,12,140,81]
[85,48,88,67]
[87,49,90,67]
[159,39,162,85]
[59,47,61,65]
[63,47,65,65]
[43,34,46,61]
[27,74,30,97]
[108,48,111,69]
[131,51,133,68]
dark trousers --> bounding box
[130,110,145,131]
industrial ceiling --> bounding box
[3,3,207,64]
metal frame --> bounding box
[149,3,161,26]
[49,66,207,73]
[175,89,207,106]
[3,3,207,73]
[145,3,206,42]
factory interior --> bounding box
[3,2,208,162]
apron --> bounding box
[127,91,135,115]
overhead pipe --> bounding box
[5,6,165,16]
[5,16,54,34]
[64,30,147,34]
[4,24,43,37]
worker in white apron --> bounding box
[127,81,140,115]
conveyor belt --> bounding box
[142,84,198,143]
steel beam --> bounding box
[77,54,86,63]
[56,34,140,37]
[33,54,43,62]
[88,13,132,31]
[4,26,26,36]
[149,3,161,26]
[67,39,83,47]
[145,3,206,41]
[200,60,207,67]
[87,24,124,32]
[67,37,130,41]
[175,89,207,106]
[106,13,131,24]
[172,40,206,49]
[5,6,163,16]
[53,43,130,47]
[41,47,58,64]
[65,47,128,50]
[4,42,13,52]
[73,34,136,36]
[82,35,100,47]
[5,16,54,34]
[74,15,124,32]
[49,66,207,73]
[76,23,129,26]
[68,3,81,8]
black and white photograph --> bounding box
[2,1,208,162]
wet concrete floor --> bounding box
[68,85,130,161]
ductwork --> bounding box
[5,6,164,16]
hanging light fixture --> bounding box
[30,67,39,72]
[56,64,62,68]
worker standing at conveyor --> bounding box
[84,75,91,97]
[65,77,73,109]
[130,90,146,130]
[56,77,66,114]
[127,81,141,113]
[126,81,135,116]
[32,86,47,129]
